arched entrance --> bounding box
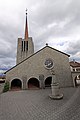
[11,79,22,90]
[74,75,80,87]
[28,78,40,89]
[45,76,52,88]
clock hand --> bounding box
[47,63,51,66]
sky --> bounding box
[0,0,80,70]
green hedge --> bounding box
[3,81,9,92]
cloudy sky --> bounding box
[0,0,80,70]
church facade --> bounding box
[5,13,73,90]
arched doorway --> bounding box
[45,76,52,88]
[74,75,80,87]
[11,79,22,90]
[28,78,40,89]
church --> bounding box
[5,12,73,90]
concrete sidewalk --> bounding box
[0,87,80,120]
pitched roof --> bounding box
[70,61,80,67]
[5,45,70,74]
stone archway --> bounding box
[28,78,40,89]
[11,79,22,90]
[74,75,80,87]
[45,76,52,88]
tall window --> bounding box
[22,41,23,51]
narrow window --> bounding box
[26,41,28,50]
[24,41,25,51]
[22,41,23,51]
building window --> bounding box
[24,41,25,51]
[26,41,28,50]
[73,68,75,71]
[76,68,80,71]
[22,41,23,51]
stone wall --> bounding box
[6,46,73,89]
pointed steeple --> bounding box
[25,9,28,40]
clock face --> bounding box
[44,58,54,69]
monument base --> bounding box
[49,82,63,100]
[49,94,63,100]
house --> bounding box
[70,60,80,72]
[70,60,80,86]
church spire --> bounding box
[25,9,28,40]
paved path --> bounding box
[0,87,80,120]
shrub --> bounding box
[3,81,9,92]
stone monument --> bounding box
[44,58,63,100]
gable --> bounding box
[5,46,70,73]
